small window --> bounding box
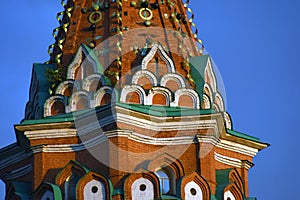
[155,170,170,194]
[124,11,128,16]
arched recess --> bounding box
[124,172,160,200]
[83,74,108,92]
[223,112,233,130]
[147,87,172,106]
[173,89,200,109]
[141,43,176,74]
[203,83,213,103]
[202,94,211,109]
[228,169,245,195]
[70,91,91,112]
[44,95,66,117]
[204,59,217,93]
[214,92,225,112]
[160,73,186,92]
[120,85,146,105]
[67,44,103,80]
[94,86,115,107]
[132,70,158,90]
[34,182,62,200]
[56,80,80,97]
[55,161,90,200]
[147,153,184,195]
[223,183,244,200]
[179,171,210,200]
[76,171,111,200]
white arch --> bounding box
[203,83,213,103]
[83,180,106,200]
[214,92,225,112]
[83,74,107,91]
[44,95,65,117]
[94,86,115,106]
[184,181,203,200]
[67,45,98,80]
[69,90,91,112]
[120,85,146,104]
[173,88,200,109]
[147,87,172,106]
[202,94,211,109]
[204,59,217,93]
[160,73,186,89]
[224,112,232,130]
[141,43,176,73]
[132,70,158,87]
[56,80,81,95]
[131,178,154,200]
[224,190,236,200]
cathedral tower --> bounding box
[0,0,268,199]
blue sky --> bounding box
[0,0,299,199]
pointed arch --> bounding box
[203,83,213,102]
[141,43,176,73]
[34,182,62,200]
[124,172,160,200]
[224,183,244,200]
[76,171,112,200]
[179,171,210,200]
[224,112,233,130]
[204,59,217,93]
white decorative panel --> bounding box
[131,178,154,200]
[224,190,235,200]
[184,181,203,200]
[84,180,106,200]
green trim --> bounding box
[210,194,218,200]
[244,197,257,200]
[43,182,63,200]
[227,129,261,143]
[116,103,216,117]
[161,195,181,199]
[112,188,124,195]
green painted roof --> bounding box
[227,129,261,143]
[189,55,210,98]
[161,195,181,200]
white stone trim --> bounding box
[132,178,154,200]
[69,90,92,112]
[203,83,213,102]
[55,80,80,95]
[224,190,236,200]
[202,94,211,109]
[120,85,146,104]
[172,88,200,109]
[84,179,106,200]
[132,70,158,87]
[94,86,115,106]
[83,73,107,91]
[160,73,186,89]
[217,139,259,157]
[184,181,203,200]
[44,95,66,117]
[223,112,232,130]
[215,152,254,170]
[141,43,175,73]
[214,92,225,112]
[204,59,217,93]
[147,87,172,106]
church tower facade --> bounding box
[0,0,268,200]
